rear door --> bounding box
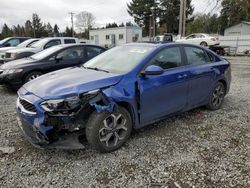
[138,46,189,124]
[183,45,215,108]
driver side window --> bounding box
[56,47,84,60]
[149,47,182,70]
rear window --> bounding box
[184,46,211,65]
[64,39,76,44]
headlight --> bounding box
[41,96,81,112]
[11,53,18,59]
[2,69,23,75]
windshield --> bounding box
[30,39,49,48]
[30,45,63,60]
[84,45,155,74]
[0,38,10,45]
[17,39,37,48]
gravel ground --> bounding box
[0,57,249,188]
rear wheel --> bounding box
[86,106,132,152]
[200,42,208,47]
[206,82,226,110]
[24,71,42,83]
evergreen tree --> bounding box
[24,20,33,37]
[53,24,59,36]
[46,22,53,36]
[32,13,46,37]
[64,26,72,37]
[219,0,250,34]
[127,0,158,36]
[1,24,12,38]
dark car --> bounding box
[0,37,31,48]
[0,44,106,88]
[16,43,231,152]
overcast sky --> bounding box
[0,0,216,31]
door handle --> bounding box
[178,74,187,79]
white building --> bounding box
[89,26,142,48]
[224,21,250,36]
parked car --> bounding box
[154,33,175,43]
[16,43,231,152]
[176,33,219,47]
[4,37,79,62]
[0,37,31,48]
[0,44,105,88]
[0,38,39,63]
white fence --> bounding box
[218,35,250,54]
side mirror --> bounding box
[55,56,63,62]
[141,65,164,76]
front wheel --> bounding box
[200,41,208,47]
[86,106,132,153]
[24,71,42,83]
[206,82,226,110]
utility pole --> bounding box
[182,0,187,37]
[178,0,184,37]
[178,0,187,37]
[68,12,75,37]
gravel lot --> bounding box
[0,57,249,188]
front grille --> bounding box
[5,53,11,58]
[19,98,37,113]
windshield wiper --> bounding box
[83,66,109,73]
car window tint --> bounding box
[44,40,61,49]
[150,47,182,69]
[57,47,84,60]
[6,39,20,46]
[86,46,105,60]
[184,46,210,65]
[64,39,76,44]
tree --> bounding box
[127,0,158,36]
[1,24,12,38]
[219,0,250,33]
[159,0,193,34]
[46,22,53,36]
[186,13,219,34]
[53,24,59,36]
[24,20,33,37]
[75,11,95,32]
[106,22,118,28]
[64,26,72,37]
[32,13,46,37]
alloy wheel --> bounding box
[211,84,225,108]
[99,114,128,148]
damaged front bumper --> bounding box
[16,88,118,149]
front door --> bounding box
[138,46,189,125]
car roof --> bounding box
[53,43,105,49]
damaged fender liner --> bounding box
[35,90,118,149]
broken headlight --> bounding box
[41,96,81,112]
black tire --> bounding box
[206,82,226,111]
[86,106,132,153]
[200,41,208,47]
[24,71,42,83]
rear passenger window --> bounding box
[86,47,105,60]
[184,47,210,65]
[44,40,61,49]
[64,39,76,44]
[150,47,182,69]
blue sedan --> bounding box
[16,43,231,152]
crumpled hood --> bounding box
[23,67,123,100]
[7,47,40,54]
[0,58,35,69]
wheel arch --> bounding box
[22,69,44,82]
[217,79,227,91]
[116,101,136,128]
